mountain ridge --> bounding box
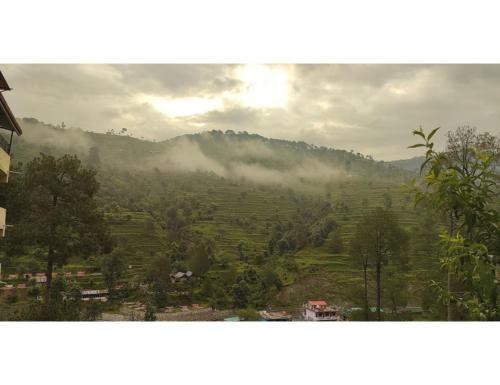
[12,118,418,185]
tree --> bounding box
[351,208,409,320]
[237,240,248,261]
[145,254,171,308]
[383,264,409,316]
[189,247,210,276]
[237,308,260,321]
[100,247,127,291]
[144,304,157,321]
[232,280,250,308]
[350,222,371,320]
[410,127,499,320]
[15,154,112,303]
[187,238,214,276]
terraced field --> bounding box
[100,175,440,308]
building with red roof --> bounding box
[304,300,343,321]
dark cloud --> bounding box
[1,64,499,160]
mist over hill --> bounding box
[13,118,415,188]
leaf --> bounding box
[427,127,440,141]
[408,143,426,149]
[412,128,426,139]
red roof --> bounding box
[309,300,327,306]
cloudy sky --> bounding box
[2,64,499,160]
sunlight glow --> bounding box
[236,64,290,109]
[140,95,222,118]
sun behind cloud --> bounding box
[235,64,291,109]
[138,64,292,119]
[137,94,223,118]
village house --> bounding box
[303,300,343,321]
[35,274,47,284]
[81,289,109,302]
[0,71,23,237]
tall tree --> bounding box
[19,154,112,303]
[351,207,409,320]
[100,247,127,292]
[350,222,371,320]
[145,254,171,307]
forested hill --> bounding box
[12,118,414,186]
[3,118,434,313]
[387,156,426,172]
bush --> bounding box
[5,293,18,304]
[237,308,261,321]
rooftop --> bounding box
[309,300,328,306]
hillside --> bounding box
[1,118,439,317]
[388,156,426,172]
[12,118,415,184]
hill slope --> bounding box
[2,118,437,313]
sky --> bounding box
[2,64,500,160]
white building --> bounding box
[81,289,109,302]
[303,300,343,321]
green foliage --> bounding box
[383,264,409,314]
[267,198,336,255]
[410,126,499,320]
[350,207,409,320]
[144,304,157,321]
[232,280,250,308]
[1,120,462,318]
[100,247,127,290]
[3,153,113,303]
[145,254,171,308]
[237,308,261,321]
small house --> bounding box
[81,289,109,302]
[35,275,47,284]
[303,300,343,321]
